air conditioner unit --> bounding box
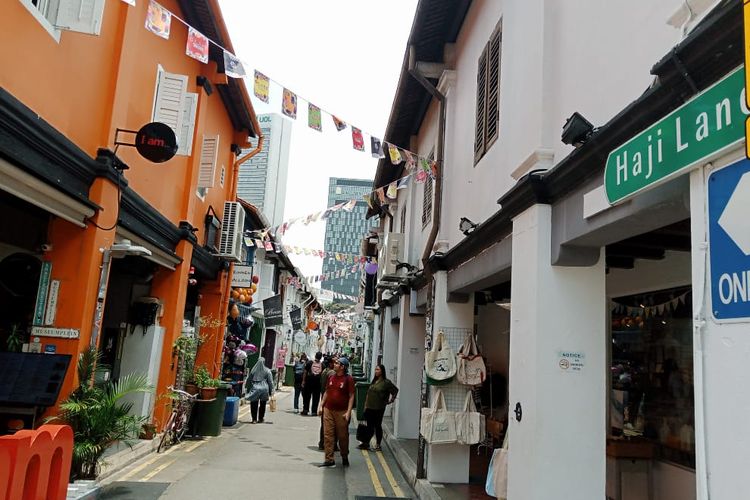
[218,201,245,262]
[378,232,403,281]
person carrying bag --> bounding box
[425,330,456,385]
[456,390,485,445]
[419,389,457,444]
[456,332,486,386]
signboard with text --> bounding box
[605,66,747,204]
[262,294,284,327]
[231,265,253,287]
[708,158,750,321]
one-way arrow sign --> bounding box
[709,158,750,321]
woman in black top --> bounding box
[359,364,398,451]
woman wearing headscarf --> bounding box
[247,357,274,424]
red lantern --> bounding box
[252,275,260,284]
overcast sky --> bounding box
[219,0,419,283]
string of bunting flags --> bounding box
[286,277,360,303]
[282,245,376,263]
[610,291,690,318]
[138,0,437,193]
[286,262,366,285]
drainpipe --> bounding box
[408,58,446,268]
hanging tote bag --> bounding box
[419,389,457,444]
[456,390,485,445]
[485,431,509,498]
[425,330,456,384]
[456,332,486,386]
[269,395,277,412]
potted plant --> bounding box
[48,347,152,479]
[195,365,220,400]
[140,422,157,440]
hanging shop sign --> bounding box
[231,265,253,287]
[605,66,747,204]
[44,280,60,326]
[708,157,750,322]
[294,331,306,344]
[290,307,302,331]
[262,294,284,327]
[135,122,178,163]
[33,262,52,326]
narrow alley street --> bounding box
[98,389,413,500]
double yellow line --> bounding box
[361,448,404,498]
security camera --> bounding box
[40,243,53,252]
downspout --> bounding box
[408,68,446,268]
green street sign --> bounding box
[605,66,748,204]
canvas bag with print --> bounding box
[456,331,486,386]
[425,330,456,382]
[420,389,457,444]
[455,390,485,445]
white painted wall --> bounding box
[689,147,750,500]
[508,204,606,500]
[394,294,426,439]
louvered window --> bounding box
[197,135,219,197]
[474,23,502,164]
[152,67,197,156]
[422,152,435,229]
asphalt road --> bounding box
[100,388,414,500]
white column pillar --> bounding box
[508,204,606,500]
[427,270,475,484]
[690,163,750,500]
[395,294,425,439]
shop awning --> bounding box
[0,156,95,227]
[116,229,181,270]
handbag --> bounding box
[356,422,374,443]
[419,389,457,444]
[456,390,485,445]
[269,395,277,412]
[485,431,509,499]
[456,332,486,386]
[425,330,456,383]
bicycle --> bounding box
[157,386,197,453]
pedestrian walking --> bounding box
[318,356,336,450]
[275,344,288,390]
[246,357,274,424]
[293,353,307,413]
[358,364,398,451]
[318,357,355,468]
[301,351,324,416]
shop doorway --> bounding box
[605,219,695,500]
[0,190,49,353]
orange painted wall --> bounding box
[0,1,255,423]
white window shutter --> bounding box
[177,93,198,156]
[153,71,188,141]
[197,135,219,188]
[54,0,106,36]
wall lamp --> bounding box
[561,112,594,147]
[459,217,478,236]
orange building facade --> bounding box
[0,0,259,430]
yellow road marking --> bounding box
[361,449,386,497]
[139,458,175,482]
[375,450,405,497]
[118,452,164,481]
[183,439,206,453]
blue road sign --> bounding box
[708,158,750,321]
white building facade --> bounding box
[368,1,745,499]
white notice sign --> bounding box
[557,350,585,373]
[231,265,253,287]
[31,326,80,339]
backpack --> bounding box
[311,360,323,376]
[294,361,305,375]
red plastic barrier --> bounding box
[0,425,73,500]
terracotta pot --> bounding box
[200,387,217,400]
[185,383,199,396]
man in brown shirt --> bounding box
[317,357,355,468]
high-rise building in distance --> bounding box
[236,113,292,227]
[322,178,379,301]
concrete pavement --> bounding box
[99,388,413,500]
